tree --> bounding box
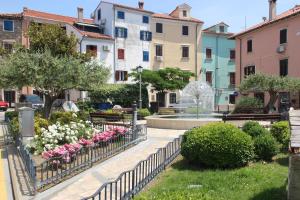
[239,74,292,113]
[27,23,78,57]
[131,68,194,105]
[0,50,110,118]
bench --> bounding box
[222,113,284,122]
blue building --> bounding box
[201,22,236,111]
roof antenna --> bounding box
[244,16,247,30]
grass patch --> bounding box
[136,154,288,200]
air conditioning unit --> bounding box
[156,56,163,61]
[277,45,286,53]
[103,45,110,51]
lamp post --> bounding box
[136,66,143,109]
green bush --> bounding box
[253,133,279,161]
[9,117,20,139]
[34,117,49,136]
[242,121,268,138]
[49,112,77,124]
[138,108,151,118]
[76,101,95,113]
[5,111,18,121]
[270,121,290,150]
[181,122,254,168]
[232,97,264,114]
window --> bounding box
[182,46,189,58]
[156,23,163,33]
[183,10,187,17]
[206,71,212,85]
[115,27,128,38]
[280,59,288,76]
[254,93,265,105]
[115,71,128,81]
[229,94,236,104]
[140,31,152,41]
[117,11,125,19]
[143,51,149,62]
[247,39,253,53]
[156,45,163,56]
[230,50,235,60]
[169,93,177,104]
[182,26,189,35]
[280,29,287,44]
[219,25,225,33]
[206,48,212,59]
[3,43,13,53]
[229,72,235,86]
[118,49,125,60]
[97,9,101,20]
[3,20,14,32]
[143,16,149,24]
[244,65,255,77]
[86,45,97,57]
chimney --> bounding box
[23,7,28,12]
[77,7,84,22]
[269,0,277,21]
[138,0,144,9]
[262,17,267,22]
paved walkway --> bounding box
[0,112,14,200]
[35,128,185,200]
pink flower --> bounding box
[78,138,94,147]
[42,150,54,160]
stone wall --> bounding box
[0,16,23,45]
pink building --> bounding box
[231,0,300,109]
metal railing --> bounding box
[12,123,147,191]
[83,136,182,200]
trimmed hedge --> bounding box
[242,121,268,138]
[181,122,254,168]
[254,133,279,161]
[270,121,290,150]
[5,111,18,121]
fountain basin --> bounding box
[146,115,223,130]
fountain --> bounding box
[146,80,222,130]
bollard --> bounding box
[18,107,35,144]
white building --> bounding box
[22,7,115,101]
[94,1,153,83]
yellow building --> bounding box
[150,3,203,107]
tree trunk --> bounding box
[264,91,278,113]
[44,94,56,119]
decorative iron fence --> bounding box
[83,136,182,200]
[13,123,147,191]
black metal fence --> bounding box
[83,136,182,200]
[13,123,147,191]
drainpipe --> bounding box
[215,35,219,108]
[195,23,199,80]
[113,6,116,83]
[79,35,86,53]
[239,38,242,87]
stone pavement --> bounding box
[0,112,14,200]
[35,128,185,200]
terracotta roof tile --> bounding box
[81,31,113,40]
[231,5,300,38]
[0,13,23,19]
[23,8,93,24]
[152,13,203,23]
[113,3,154,14]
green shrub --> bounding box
[76,101,95,112]
[5,111,18,121]
[9,117,20,139]
[232,97,264,114]
[138,108,151,118]
[34,117,49,136]
[253,133,279,161]
[242,121,268,138]
[181,122,254,168]
[270,121,290,150]
[49,112,77,124]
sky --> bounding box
[0,0,299,33]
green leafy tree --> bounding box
[239,74,290,113]
[0,50,110,118]
[27,23,78,57]
[131,68,194,105]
